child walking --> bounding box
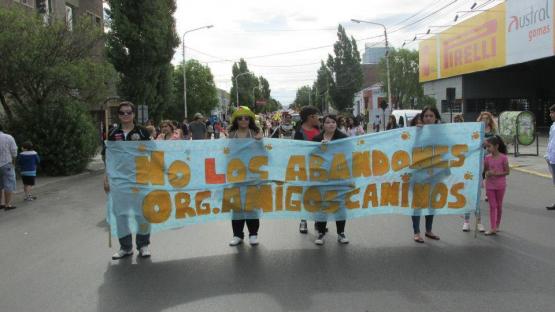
[17,141,40,201]
[483,135,509,235]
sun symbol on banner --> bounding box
[472,131,480,140]
[464,172,474,180]
[264,144,273,151]
[137,144,147,152]
[223,147,230,155]
[320,144,328,152]
[358,139,365,145]
[401,173,411,183]
[401,132,410,140]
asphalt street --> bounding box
[1,170,554,312]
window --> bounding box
[65,4,73,31]
[441,99,462,114]
[86,11,102,28]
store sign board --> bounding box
[419,37,439,82]
[438,2,506,79]
[506,0,554,65]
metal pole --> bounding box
[182,25,213,120]
[384,27,393,110]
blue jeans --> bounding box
[464,210,481,221]
[411,215,433,234]
[119,234,150,251]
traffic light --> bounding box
[36,0,47,14]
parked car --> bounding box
[391,110,421,128]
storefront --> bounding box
[420,0,555,130]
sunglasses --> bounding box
[118,110,133,116]
[237,116,250,121]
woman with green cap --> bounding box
[227,106,263,246]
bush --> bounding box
[7,98,99,176]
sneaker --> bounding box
[477,223,485,232]
[24,195,33,201]
[112,249,133,260]
[139,246,151,258]
[249,235,259,246]
[30,195,37,200]
[462,222,470,232]
[229,236,243,246]
[314,233,325,245]
[337,233,349,244]
[299,220,308,234]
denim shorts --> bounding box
[0,163,16,192]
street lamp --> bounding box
[182,24,213,119]
[234,71,250,107]
[352,19,393,110]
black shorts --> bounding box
[21,175,35,186]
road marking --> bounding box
[510,164,551,179]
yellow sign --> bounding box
[439,3,506,79]
[419,37,439,82]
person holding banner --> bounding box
[227,106,263,246]
[104,101,153,259]
[412,107,441,243]
[546,105,555,210]
[294,106,321,234]
[312,115,349,245]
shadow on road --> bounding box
[96,245,519,312]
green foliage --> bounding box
[106,0,179,121]
[0,6,115,175]
[230,59,279,113]
[170,60,218,119]
[293,86,313,108]
[326,25,363,112]
[378,48,423,109]
[312,61,333,113]
[7,98,99,176]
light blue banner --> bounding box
[106,123,484,238]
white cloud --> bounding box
[174,0,501,106]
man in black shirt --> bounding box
[104,101,152,260]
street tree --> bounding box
[0,7,115,175]
[230,59,258,107]
[378,48,423,109]
[293,86,313,108]
[106,0,180,121]
[312,61,333,113]
[170,60,218,119]
[326,25,363,112]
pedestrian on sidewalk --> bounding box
[411,107,441,243]
[226,106,263,247]
[483,135,510,235]
[312,114,349,245]
[17,141,40,201]
[294,105,321,234]
[104,101,152,260]
[0,124,18,210]
[545,104,555,210]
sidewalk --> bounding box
[13,153,105,195]
[507,134,551,179]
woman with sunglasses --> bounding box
[411,107,441,243]
[104,101,153,260]
[227,106,263,246]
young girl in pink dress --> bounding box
[483,135,510,235]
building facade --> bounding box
[419,0,555,130]
[362,45,387,64]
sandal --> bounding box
[425,233,440,240]
[413,236,424,243]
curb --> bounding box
[14,168,104,195]
[509,164,551,179]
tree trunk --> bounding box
[0,91,13,121]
